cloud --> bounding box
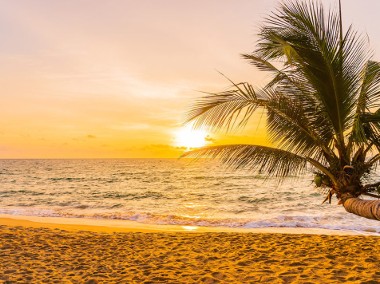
[205,135,216,143]
[142,144,186,151]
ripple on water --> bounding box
[0,159,379,234]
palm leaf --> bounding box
[350,61,380,144]
[181,144,307,177]
[255,0,369,148]
[185,81,259,132]
[186,78,337,162]
[261,88,332,161]
[185,0,380,195]
[362,61,380,110]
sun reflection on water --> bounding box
[182,226,199,231]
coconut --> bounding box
[314,174,322,187]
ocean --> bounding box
[0,159,379,234]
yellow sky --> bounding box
[1,0,380,158]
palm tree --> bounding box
[184,0,380,221]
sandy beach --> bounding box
[0,217,379,283]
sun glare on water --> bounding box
[174,125,208,149]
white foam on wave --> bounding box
[1,207,379,236]
[1,159,380,236]
[243,215,380,235]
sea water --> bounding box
[0,159,379,234]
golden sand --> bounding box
[0,220,379,283]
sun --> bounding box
[174,125,208,149]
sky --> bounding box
[1,0,380,158]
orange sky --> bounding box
[1,0,380,158]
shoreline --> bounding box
[0,213,376,235]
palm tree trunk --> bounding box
[343,198,380,220]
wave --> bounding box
[1,207,378,235]
[1,159,379,236]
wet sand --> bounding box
[0,219,379,283]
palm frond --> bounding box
[182,144,307,177]
[365,111,380,153]
[364,61,380,110]
[242,53,313,93]
[350,110,380,149]
[241,53,279,74]
[261,88,332,161]
[186,77,337,162]
[245,55,337,148]
[185,80,260,132]
[349,61,380,145]
[362,61,380,110]
[185,0,380,189]
[255,0,369,147]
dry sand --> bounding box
[0,220,379,283]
